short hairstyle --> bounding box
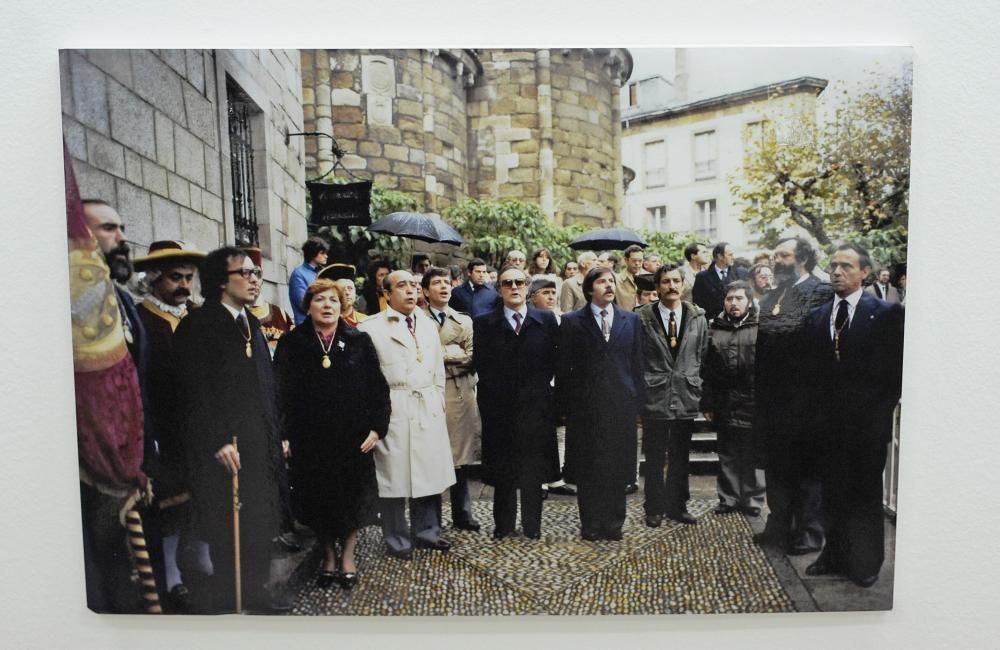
[301,236,329,263]
[725,280,752,300]
[498,264,527,280]
[467,257,487,273]
[420,266,451,289]
[505,249,526,260]
[833,242,873,271]
[644,251,661,261]
[448,264,464,281]
[623,244,644,258]
[301,278,341,315]
[582,266,616,301]
[712,242,730,260]
[367,259,393,280]
[201,246,246,302]
[577,251,598,266]
[683,242,703,262]
[776,236,818,272]
[653,262,683,287]
[410,254,430,272]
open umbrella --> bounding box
[368,212,464,246]
[568,227,648,250]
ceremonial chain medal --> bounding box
[834,320,848,362]
[770,288,789,316]
[239,327,252,358]
[317,331,335,369]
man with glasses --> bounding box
[133,240,208,612]
[173,247,291,613]
[504,249,528,271]
[474,267,560,539]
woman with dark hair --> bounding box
[528,247,559,277]
[274,279,390,590]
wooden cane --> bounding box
[232,436,242,613]
[124,508,162,614]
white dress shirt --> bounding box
[657,302,682,336]
[221,301,247,322]
[590,302,614,334]
[504,305,528,332]
[829,288,864,339]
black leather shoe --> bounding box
[540,489,549,501]
[581,530,601,541]
[166,584,190,613]
[714,504,739,514]
[852,574,878,588]
[666,511,697,525]
[805,559,835,576]
[338,572,359,590]
[492,529,514,540]
[415,538,451,552]
[454,520,481,532]
[272,531,303,553]
[548,484,577,496]
[644,514,663,528]
[788,543,822,556]
[524,531,541,540]
[385,546,413,561]
[742,506,762,517]
[624,483,639,495]
[316,570,338,589]
[604,529,623,541]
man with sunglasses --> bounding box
[133,241,209,612]
[173,247,291,613]
[474,267,560,540]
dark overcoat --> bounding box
[753,274,833,468]
[273,319,390,540]
[692,263,748,321]
[701,307,759,429]
[172,301,282,546]
[556,305,644,485]
[473,306,560,485]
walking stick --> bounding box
[232,436,242,613]
[123,506,162,613]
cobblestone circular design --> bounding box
[290,494,794,615]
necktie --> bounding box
[835,299,849,332]
[437,311,446,327]
[720,268,728,283]
[600,309,610,341]
[513,312,522,334]
[405,315,415,335]
[668,310,678,349]
[237,312,250,338]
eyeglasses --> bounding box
[499,278,527,288]
[167,272,195,282]
[228,267,263,280]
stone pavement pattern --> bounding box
[289,494,794,615]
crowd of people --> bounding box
[73,194,906,613]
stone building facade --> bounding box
[301,48,632,227]
[59,49,308,310]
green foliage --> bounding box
[637,229,703,265]
[731,71,912,266]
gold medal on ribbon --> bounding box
[245,341,253,358]
[322,354,331,369]
[771,304,781,316]
[416,349,424,363]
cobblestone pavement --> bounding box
[287,492,794,616]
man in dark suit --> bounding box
[173,247,291,613]
[864,268,901,304]
[450,257,501,318]
[804,243,904,588]
[557,267,644,541]
[474,266,560,539]
[692,241,747,320]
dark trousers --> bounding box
[379,494,442,553]
[576,479,626,537]
[762,466,824,549]
[449,466,477,526]
[818,441,887,580]
[642,419,695,516]
[716,425,766,508]
[493,468,544,537]
[80,482,143,613]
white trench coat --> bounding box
[358,308,456,498]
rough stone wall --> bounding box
[60,49,307,310]
[302,49,470,211]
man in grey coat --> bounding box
[637,263,709,527]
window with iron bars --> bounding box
[227,98,260,247]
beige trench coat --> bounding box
[358,308,456,498]
[424,306,482,467]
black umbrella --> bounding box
[568,227,648,250]
[368,212,465,246]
